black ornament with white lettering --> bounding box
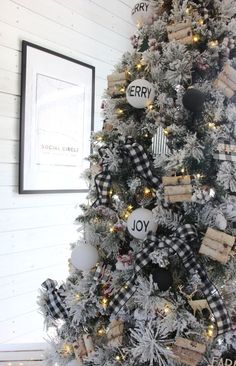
[126,79,155,109]
[212,349,236,366]
[182,88,205,113]
[152,266,173,291]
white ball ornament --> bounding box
[67,360,82,366]
[70,242,98,271]
[126,79,155,109]
[131,1,153,27]
[127,208,157,240]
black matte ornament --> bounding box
[182,88,205,113]
[220,348,236,364]
[230,47,236,59]
[152,267,173,291]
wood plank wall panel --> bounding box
[0,0,136,349]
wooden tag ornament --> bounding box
[167,20,193,45]
[82,333,95,356]
[107,72,130,97]
[214,64,236,98]
[214,140,236,162]
[73,333,94,362]
[199,228,235,264]
[107,319,124,347]
[162,175,192,203]
[73,338,87,358]
[171,337,206,366]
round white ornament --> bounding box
[67,360,83,366]
[126,79,155,109]
[71,242,98,271]
[127,208,157,240]
[131,1,153,27]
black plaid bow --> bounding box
[123,141,159,188]
[41,278,68,321]
[109,224,231,335]
[93,142,159,207]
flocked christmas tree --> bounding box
[39,1,236,365]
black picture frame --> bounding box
[19,41,95,194]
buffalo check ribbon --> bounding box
[93,146,112,207]
[93,141,159,207]
[214,140,236,162]
[122,142,159,189]
[41,278,68,321]
[93,263,112,284]
[109,224,231,335]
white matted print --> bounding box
[19,41,95,193]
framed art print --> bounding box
[19,41,95,193]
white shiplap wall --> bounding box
[0,0,136,347]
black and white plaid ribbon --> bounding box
[93,263,112,284]
[214,140,236,162]
[122,142,159,188]
[109,224,231,335]
[93,141,159,207]
[93,146,112,207]
[93,169,112,207]
[41,278,68,320]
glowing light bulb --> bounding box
[98,327,105,336]
[193,34,200,42]
[207,324,215,337]
[208,122,216,129]
[115,355,121,361]
[62,343,73,355]
[116,108,124,115]
[144,187,151,194]
[102,297,108,305]
[96,136,103,141]
[163,128,169,135]
[208,329,213,337]
[198,18,204,25]
[196,173,201,179]
[164,305,171,314]
[75,293,81,300]
[136,63,142,70]
[127,205,133,211]
[208,40,218,48]
[181,168,185,174]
